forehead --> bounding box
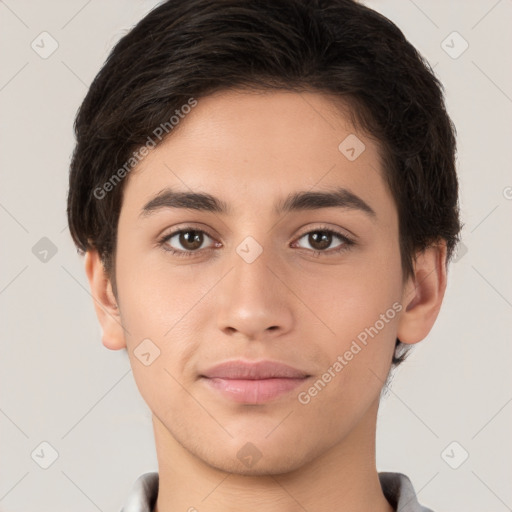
[121,89,394,221]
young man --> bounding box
[66,1,461,510]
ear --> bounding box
[397,241,448,345]
[84,249,126,350]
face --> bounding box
[113,89,406,474]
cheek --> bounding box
[295,274,400,429]
[309,243,402,383]
[116,260,204,413]
[116,241,202,338]
[308,250,402,340]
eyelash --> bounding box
[157,225,355,258]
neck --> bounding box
[153,397,393,512]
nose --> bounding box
[215,244,294,341]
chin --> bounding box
[198,444,311,476]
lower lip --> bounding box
[202,377,309,404]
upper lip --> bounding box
[200,360,310,379]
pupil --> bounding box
[310,231,331,250]
[181,231,202,250]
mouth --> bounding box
[199,359,311,404]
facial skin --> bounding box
[85,90,447,512]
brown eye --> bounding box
[160,228,216,255]
[307,231,333,251]
[178,230,204,251]
[295,229,349,252]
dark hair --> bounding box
[66,0,461,368]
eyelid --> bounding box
[294,223,355,242]
[158,223,219,243]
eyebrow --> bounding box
[140,186,376,219]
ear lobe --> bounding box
[84,250,126,350]
[397,241,448,345]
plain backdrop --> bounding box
[1,1,511,511]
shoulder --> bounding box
[120,472,159,512]
[379,471,436,512]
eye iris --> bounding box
[180,230,203,250]
[309,231,332,250]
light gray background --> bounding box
[1,1,511,511]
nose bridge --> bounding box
[215,237,293,337]
[233,237,274,299]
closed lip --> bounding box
[200,359,310,380]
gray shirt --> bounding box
[120,471,434,511]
